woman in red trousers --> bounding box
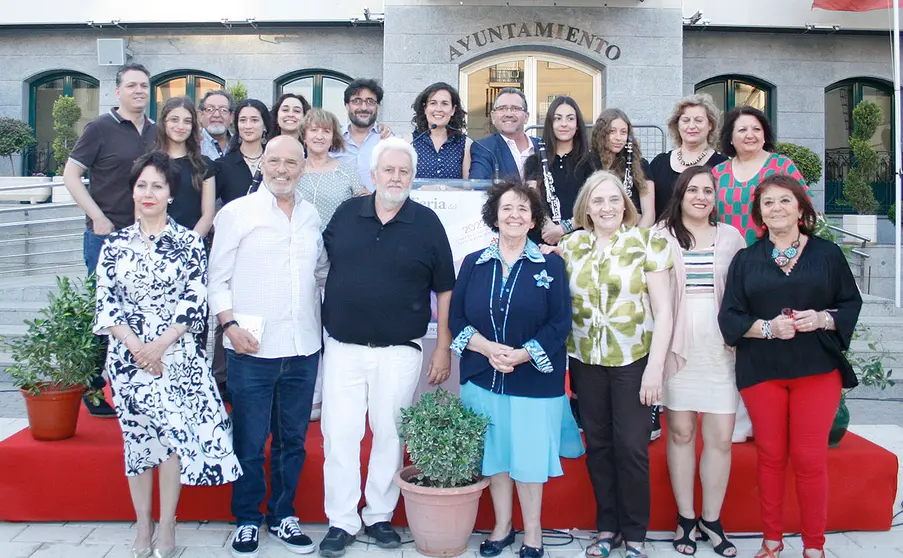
[718,174,862,558]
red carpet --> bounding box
[0,403,896,532]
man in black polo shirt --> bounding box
[318,137,455,557]
[63,62,156,417]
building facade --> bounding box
[0,0,898,216]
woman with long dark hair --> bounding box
[590,109,655,227]
[407,82,474,179]
[655,166,745,557]
[269,93,311,141]
[216,99,272,206]
[155,96,216,237]
[524,96,593,246]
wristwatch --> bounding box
[222,320,239,331]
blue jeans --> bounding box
[84,229,111,392]
[227,349,318,527]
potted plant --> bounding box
[830,323,895,446]
[1,276,105,441]
[0,117,37,175]
[227,80,249,103]
[841,100,882,244]
[395,388,491,557]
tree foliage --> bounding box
[0,117,37,172]
[227,81,249,103]
[842,100,882,215]
[52,96,82,175]
[776,142,822,186]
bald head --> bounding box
[262,136,304,197]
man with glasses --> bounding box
[198,90,234,160]
[209,136,329,557]
[470,87,540,182]
[334,79,390,192]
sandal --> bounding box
[624,542,649,558]
[803,550,825,558]
[697,518,737,557]
[672,514,697,555]
[754,540,783,558]
[584,532,622,557]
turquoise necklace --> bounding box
[772,234,801,268]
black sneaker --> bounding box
[231,524,260,557]
[650,405,662,442]
[84,397,117,418]
[269,516,315,554]
[319,526,356,557]
[364,521,401,549]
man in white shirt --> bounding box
[208,136,328,558]
[469,88,539,182]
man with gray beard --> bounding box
[198,90,233,160]
[333,79,389,192]
[318,138,455,557]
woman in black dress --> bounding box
[155,96,216,237]
[524,96,593,246]
[649,94,727,218]
[215,99,272,206]
[718,174,862,558]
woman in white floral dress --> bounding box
[94,151,241,558]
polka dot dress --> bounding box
[413,132,467,179]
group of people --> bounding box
[64,61,863,558]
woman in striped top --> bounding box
[654,166,745,557]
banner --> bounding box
[813,0,902,11]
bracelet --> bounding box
[561,219,574,233]
[122,333,136,344]
[823,311,835,330]
[222,320,239,331]
[761,320,774,340]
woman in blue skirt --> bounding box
[450,181,584,558]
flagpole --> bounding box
[894,0,902,307]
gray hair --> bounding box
[198,89,235,112]
[370,137,418,176]
[494,87,528,112]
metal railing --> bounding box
[0,181,84,276]
[827,223,872,290]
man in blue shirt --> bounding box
[335,79,389,192]
[198,90,234,160]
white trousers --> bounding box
[321,337,423,534]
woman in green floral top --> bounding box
[548,170,674,558]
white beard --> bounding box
[377,188,409,210]
[206,124,227,136]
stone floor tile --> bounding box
[81,525,137,545]
[845,530,903,547]
[13,524,94,543]
[29,542,114,557]
[828,548,903,557]
[404,550,475,558]
[65,521,134,529]
[174,528,230,547]
[0,541,42,558]
[0,522,28,542]
[197,521,234,532]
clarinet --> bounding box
[537,139,562,224]
[623,138,634,198]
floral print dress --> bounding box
[94,218,241,485]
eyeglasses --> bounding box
[264,157,301,170]
[203,107,231,115]
[493,105,526,114]
[349,98,378,107]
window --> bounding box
[151,71,225,121]
[695,75,775,123]
[275,70,353,128]
[459,52,604,140]
[824,78,895,215]
[27,71,100,175]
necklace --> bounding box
[677,147,709,166]
[242,149,263,162]
[771,235,801,268]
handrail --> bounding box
[827,223,871,243]
[851,249,871,259]
[0,216,83,229]
[0,179,85,193]
[0,202,77,214]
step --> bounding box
[859,294,903,318]
[0,300,45,326]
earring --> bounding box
[798,219,803,226]
[761,224,767,230]
[168,199,173,205]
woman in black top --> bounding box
[590,109,655,226]
[215,99,272,206]
[718,174,861,558]
[524,96,592,246]
[269,93,311,141]
[155,97,216,236]
[649,94,728,218]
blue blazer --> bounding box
[469,133,541,182]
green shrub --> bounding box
[52,96,82,175]
[227,81,249,103]
[2,276,104,402]
[399,388,489,488]
[0,117,37,173]
[776,142,822,186]
[842,101,882,215]
[889,203,897,225]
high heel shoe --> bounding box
[697,517,736,557]
[754,540,783,558]
[152,548,178,558]
[672,514,697,555]
[131,548,152,558]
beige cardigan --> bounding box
[654,222,746,382]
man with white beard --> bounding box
[318,138,455,557]
[198,90,233,160]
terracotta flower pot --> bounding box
[20,384,86,441]
[395,465,490,557]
